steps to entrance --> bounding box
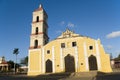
[70,71,104,77]
[35,71,105,80]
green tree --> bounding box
[7,60,14,69]
[20,56,28,66]
[114,54,120,61]
[118,54,120,58]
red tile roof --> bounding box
[34,7,43,12]
[0,61,8,64]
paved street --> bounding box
[0,72,120,80]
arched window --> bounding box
[36,16,39,22]
[34,40,38,48]
[35,27,39,34]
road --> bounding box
[0,72,120,80]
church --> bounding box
[28,5,112,76]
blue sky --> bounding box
[0,0,120,62]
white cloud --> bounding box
[59,21,76,29]
[67,22,75,28]
[106,31,120,39]
[60,21,65,26]
[106,45,113,50]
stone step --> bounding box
[70,71,105,77]
[37,71,104,78]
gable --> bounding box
[57,29,81,39]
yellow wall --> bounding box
[28,49,42,75]
[28,35,112,76]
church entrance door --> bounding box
[89,55,98,70]
[64,54,75,72]
[46,59,52,73]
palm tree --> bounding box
[13,48,19,73]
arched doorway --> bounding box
[46,59,52,73]
[64,54,75,72]
[89,55,98,70]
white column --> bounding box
[75,47,78,72]
[6,66,8,71]
[52,46,55,73]
[42,47,45,73]
[95,41,101,70]
[84,42,89,71]
[60,48,63,71]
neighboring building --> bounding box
[28,4,112,76]
[111,59,120,68]
[111,59,115,68]
[19,65,28,73]
[0,57,9,71]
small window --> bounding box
[89,46,93,50]
[61,43,65,48]
[36,16,39,22]
[72,42,77,47]
[47,50,50,54]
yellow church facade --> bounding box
[28,5,112,76]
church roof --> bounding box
[57,29,83,39]
[0,61,8,64]
[34,4,48,17]
[34,4,43,12]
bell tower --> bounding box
[29,4,49,49]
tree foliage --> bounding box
[114,54,120,61]
[20,56,28,66]
[7,60,14,68]
[13,48,19,55]
[7,60,20,69]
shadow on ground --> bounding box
[0,72,72,80]
[95,72,120,80]
[0,72,120,80]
